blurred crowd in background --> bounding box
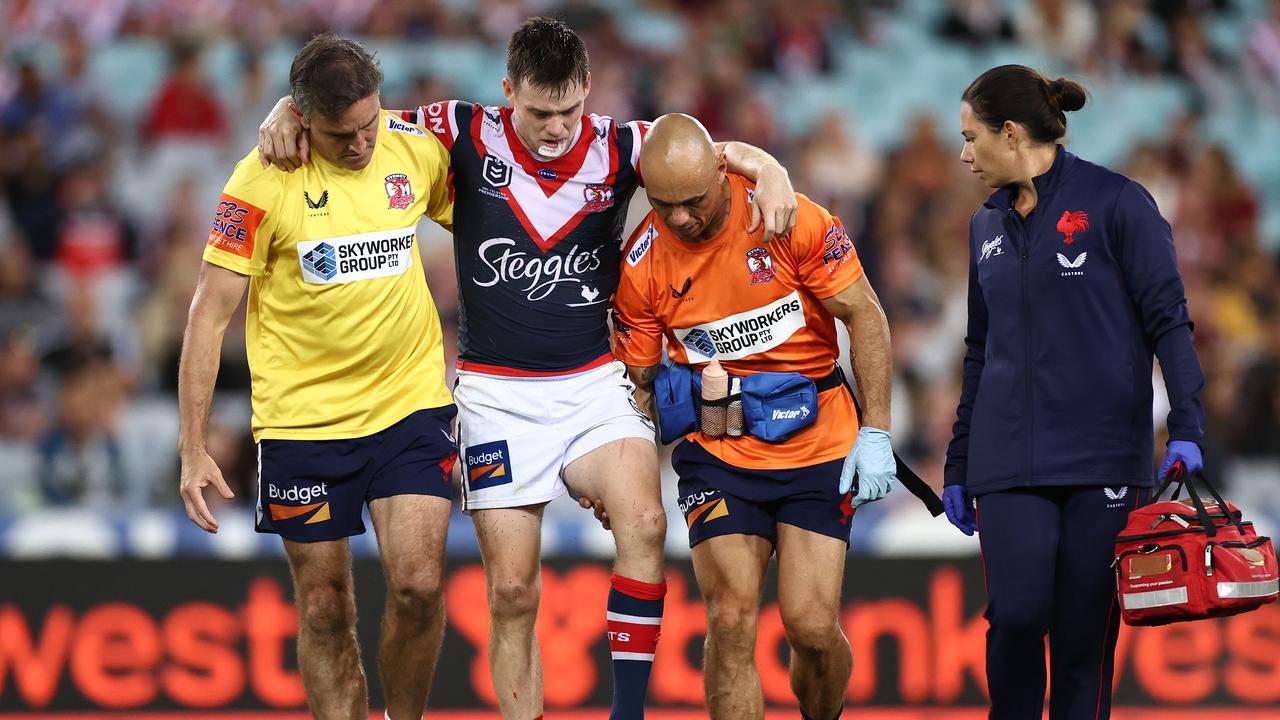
[0,0,1277,554]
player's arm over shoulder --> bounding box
[398,100,475,152]
[381,110,456,230]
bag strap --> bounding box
[1153,462,1242,538]
[1183,468,1247,536]
[839,366,944,518]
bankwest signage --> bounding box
[0,560,1277,710]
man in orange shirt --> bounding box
[612,114,897,720]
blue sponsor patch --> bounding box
[465,439,513,491]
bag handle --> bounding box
[1152,462,1242,538]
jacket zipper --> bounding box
[1008,207,1034,486]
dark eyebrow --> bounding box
[670,193,706,206]
[654,194,703,207]
[528,102,580,116]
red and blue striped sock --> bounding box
[606,574,665,719]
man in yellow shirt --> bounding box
[177,35,455,720]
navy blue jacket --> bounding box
[945,148,1205,496]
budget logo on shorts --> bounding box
[679,490,729,528]
[384,173,415,210]
[301,242,338,281]
[681,329,717,358]
[466,440,513,491]
[267,482,331,524]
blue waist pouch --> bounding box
[654,362,702,445]
[654,363,828,444]
[739,372,819,442]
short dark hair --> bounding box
[289,33,382,118]
[962,65,1087,144]
[506,16,589,96]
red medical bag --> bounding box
[1113,466,1278,626]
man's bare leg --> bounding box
[565,437,666,582]
[566,437,667,718]
[472,504,546,719]
[777,522,852,719]
[283,538,367,720]
[369,494,452,719]
[691,533,773,720]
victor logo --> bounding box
[626,225,654,266]
[771,406,810,421]
[385,115,426,137]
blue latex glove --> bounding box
[942,485,977,536]
[840,427,896,506]
[1158,439,1203,481]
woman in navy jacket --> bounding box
[943,65,1207,719]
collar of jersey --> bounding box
[499,106,594,192]
[984,145,1076,212]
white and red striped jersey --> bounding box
[406,100,648,375]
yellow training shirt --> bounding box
[203,110,454,441]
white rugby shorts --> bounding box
[455,361,656,511]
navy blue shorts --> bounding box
[672,440,854,548]
[256,406,458,542]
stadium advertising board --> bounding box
[1,559,1277,712]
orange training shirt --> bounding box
[613,174,865,469]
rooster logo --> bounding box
[1057,210,1089,244]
